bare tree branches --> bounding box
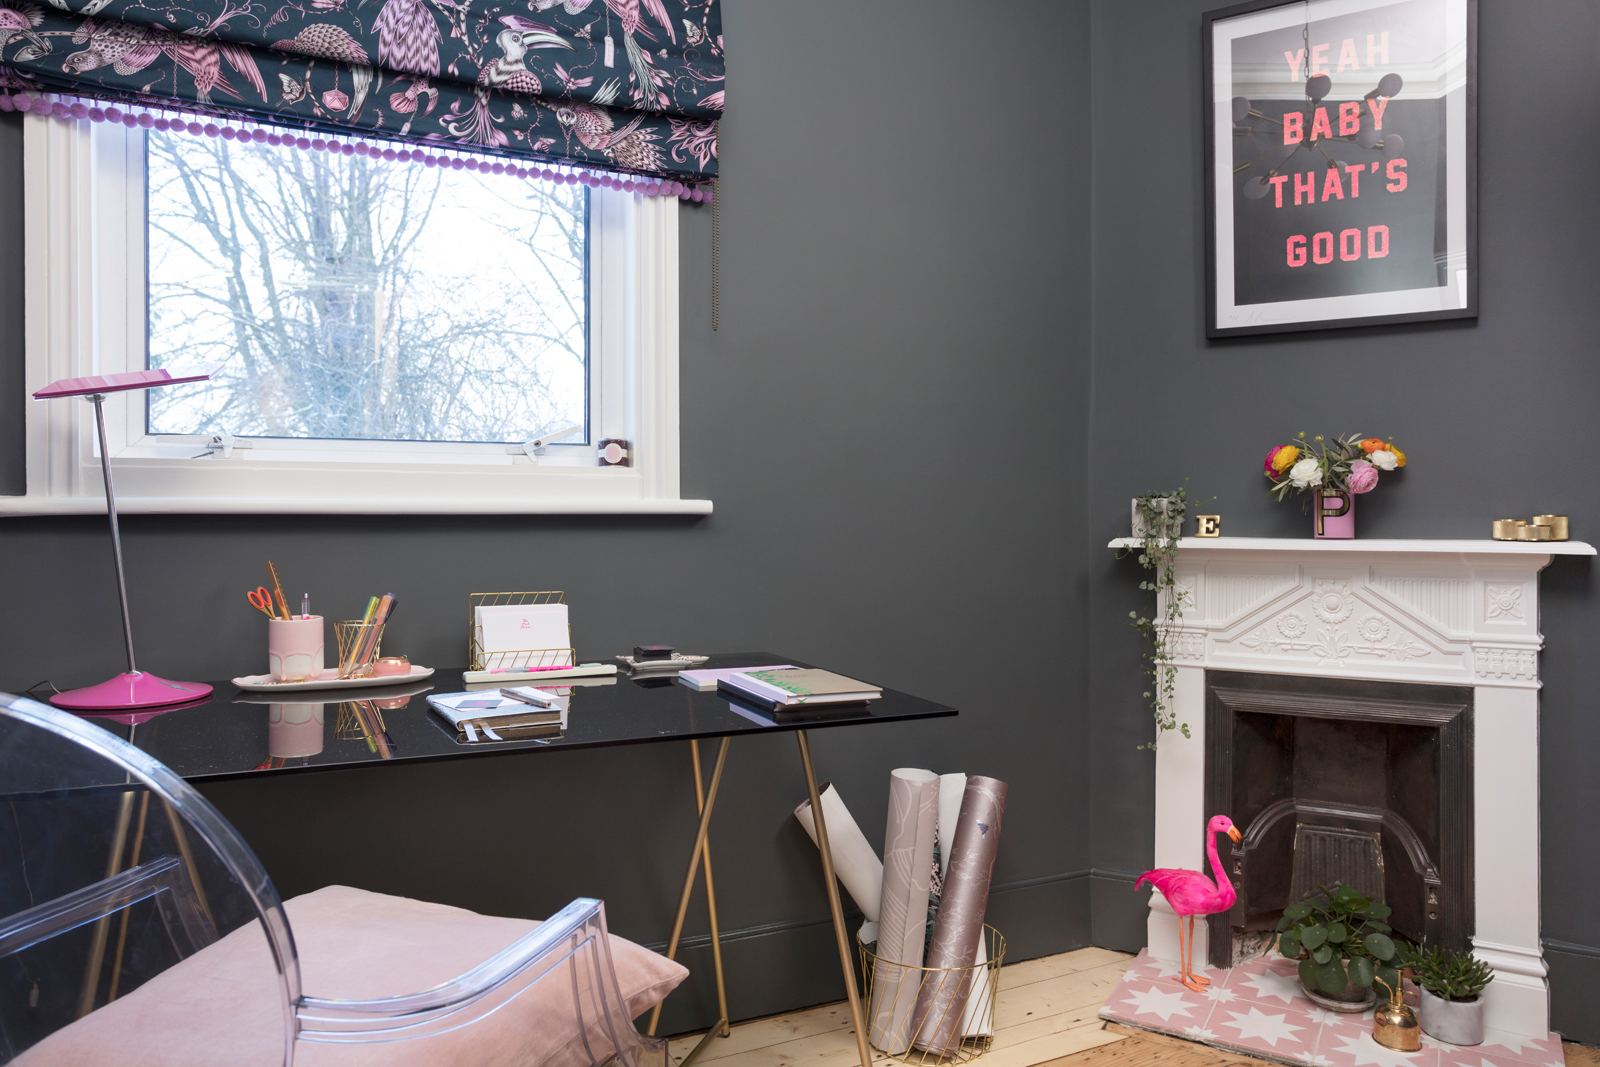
[146,132,588,444]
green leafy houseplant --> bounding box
[1405,945,1494,1002]
[1125,489,1188,748]
[1276,884,1401,998]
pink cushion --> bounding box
[16,885,687,1067]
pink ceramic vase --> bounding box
[1314,490,1355,539]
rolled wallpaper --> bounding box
[870,767,940,1055]
[937,773,993,1039]
[912,775,1008,1055]
[793,783,883,922]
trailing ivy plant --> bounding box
[1124,488,1188,749]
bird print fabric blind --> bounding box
[0,0,721,181]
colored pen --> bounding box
[301,593,310,620]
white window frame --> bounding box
[8,112,710,515]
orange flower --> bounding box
[1359,438,1387,454]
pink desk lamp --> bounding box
[33,367,221,711]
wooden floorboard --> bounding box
[667,946,1140,1067]
[662,947,1323,1067]
[1564,1044,1600,1067]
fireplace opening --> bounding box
[1203,670,1473,970]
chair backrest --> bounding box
[0,693,300,1065]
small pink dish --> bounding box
[372,656,411,677]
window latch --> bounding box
[191,433,248,459]
[508,424,582,463]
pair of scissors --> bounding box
[247,586,277,619]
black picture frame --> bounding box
[1202,0,1477,338]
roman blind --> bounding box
[0,0,721,190]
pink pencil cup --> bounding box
[268,616,325,683]
[267,703,326,758]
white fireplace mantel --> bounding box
[1108,536,1595,1040]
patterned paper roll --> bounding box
[911,775,1008,1055]
[936,773,993,1038]
[794,783,883,922]
[870,767,939,1055]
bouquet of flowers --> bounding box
[1264,432,1407,503]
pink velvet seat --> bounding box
[14,885,687,1067]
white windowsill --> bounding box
[0,495,713,516]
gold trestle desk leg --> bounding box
[162,799,215,928]
[78,789,136,1018]
[690,739,731,1038]
[647,736,730,1040]
[796,730,873,1067]
[106,791,151,1002]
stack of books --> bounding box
[716,668,882,712]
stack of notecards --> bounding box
[473,603,573,670]
[427,690,569,743]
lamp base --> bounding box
[49,672,214,712]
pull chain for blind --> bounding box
[711,120,721,331]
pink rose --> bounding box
[1347,459,1379,494]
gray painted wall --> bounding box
[0,0,1092,1037]
[4,0,1597,1044]
[1086,0,1600,1043]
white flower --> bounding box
[1369,450,1398,470]
[1289,457,1324,488]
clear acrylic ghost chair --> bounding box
[0,692,670,1067]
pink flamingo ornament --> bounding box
[1135,814,1243,992]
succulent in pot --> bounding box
[1405,945,1493,1045]
[1275,884,1401,1010]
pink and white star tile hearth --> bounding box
[1101,950,1569,1067]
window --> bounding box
[14,112,704,515]
[146,130,589,447]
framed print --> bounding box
[1204,0,1476,338]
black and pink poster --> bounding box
[1204,0,1475,337]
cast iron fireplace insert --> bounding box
[1203,670,1473,971]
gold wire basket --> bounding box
[468,591,575,672]
[335,620,386,679]
[859,926,1005,1065]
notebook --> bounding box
[428,690,569,743]
[717,668,882,710]
[473,603,573,670]
[676,665,795,692]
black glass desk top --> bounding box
[38,654,956,782]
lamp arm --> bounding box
[89,394,138,675]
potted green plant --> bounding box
[1405,945,1493,1045]
[1274,884,1401,1011]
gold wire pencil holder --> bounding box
[335,701,386,741]
[335,620,386,679]
[467,591,575,672]
[859,926,1005,1065]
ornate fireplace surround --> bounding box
[1108,536,1596,1039]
